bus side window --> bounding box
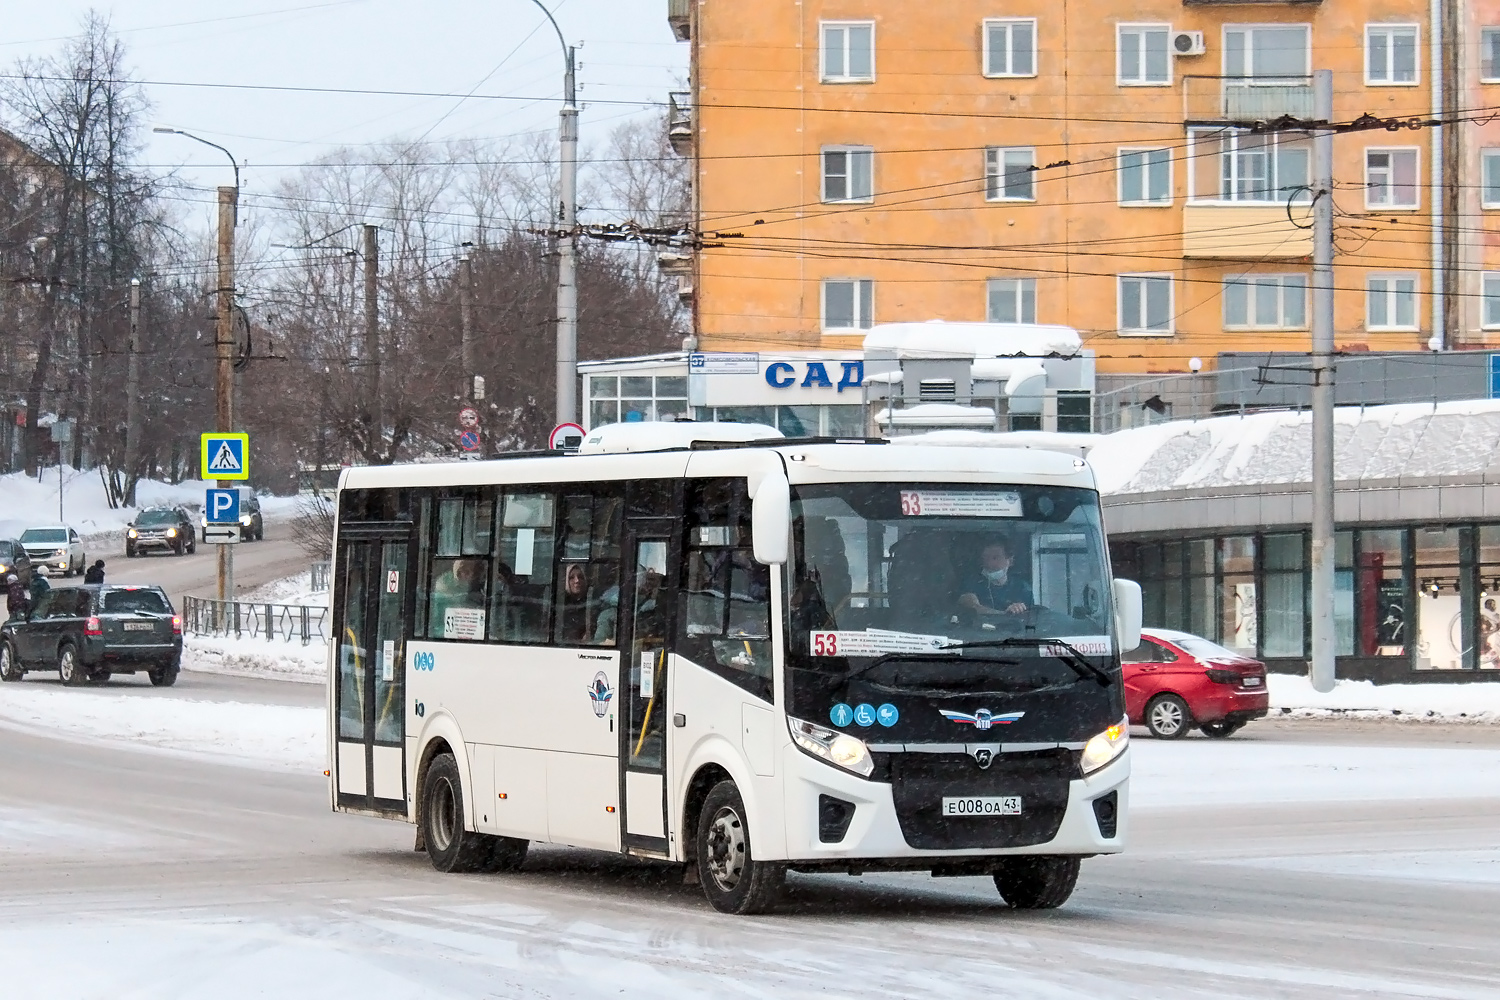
[427,494,494,641]
[678,478,772,702]
[492,492,556,644]
[554,494,623,646]
[412,493,432,638]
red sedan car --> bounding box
[1123,628,1270,739]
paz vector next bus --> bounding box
[327,422,1141,914]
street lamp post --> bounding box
[525,0,579,426]
[154,127,239,602]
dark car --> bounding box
[0,584,182,686]
[0,539,33,585]
[201,493,263,542]
[126,506,197,557]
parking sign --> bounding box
[205,488,240,524]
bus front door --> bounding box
[333,531,410,815]
[620,527,674,854]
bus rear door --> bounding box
[333,524,411,815]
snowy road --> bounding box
[0,689,1497,998]
[99,519,308,609]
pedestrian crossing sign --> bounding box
[201,432,250,481]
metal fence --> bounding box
[182,596,328,646]
[310,560,331,594]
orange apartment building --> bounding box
[662,0,1500,418]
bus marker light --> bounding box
[606,806,616,813]
[497,793,508,800]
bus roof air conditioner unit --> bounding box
[1172,31,1205,57]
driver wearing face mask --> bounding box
[957,537,1033,617]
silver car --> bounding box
[19,526,86,577]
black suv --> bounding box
[0,538,32,584]
[0,585,182,686]
[126,506,197,557]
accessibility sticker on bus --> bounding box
[811,629,951,657]
[899,490,1022,518]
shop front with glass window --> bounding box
[1111,524,1500,681]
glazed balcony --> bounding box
[1183,75,1315,125]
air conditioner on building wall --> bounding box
[1172,31,1205,56]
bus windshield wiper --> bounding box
[939,637,1113,687]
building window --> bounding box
[822,146,873,202]
[1188,129,1311,204]
[1483,28,1500,82]
[587,374,688,429]
[1118,274,1173,334]
[1365,148,1419,208]
[1483,273,1500,329]
[1262,533,1306,658]
[1366,24,1418,84]
[822,278,874,332]
[1118,148,1171,204]
[821,21,875,82]
[1223,274,1307,330]
[1118,24,1170,85]
[1366,274,1418,331]
[1056,390,1092,433]
[985,147,1035,201]
[987,277,1036,323]
[983,18,1036,78]
[1224,25,1310,78]
[1484,150,1500,207]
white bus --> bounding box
[328,422,1141,914]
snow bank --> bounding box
[0,468,300,542]
[0,684,321,772]
[1268,673,1500,722]
[183,633,326,684]
[241,570,331,609]
[1130,739,1500,809]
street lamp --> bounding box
[156,126,240,602]
[523,0,579,426]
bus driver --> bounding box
[957,537,1033,618]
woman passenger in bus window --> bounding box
[430,558,486,625]
[556,563,594,644]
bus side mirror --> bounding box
[1113,578,1142,653]
[750,472,790,566]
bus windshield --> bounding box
[787,483,1114,663]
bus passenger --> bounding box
[557,564,594,644]
[431,558,485,623]
[957,537,1033,618]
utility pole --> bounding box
[459,253,475,401]
[215,185,237,603]
[556,44,579,425]
[363,223,381,458]
[1310,68,1336,694]
[125,277,142,507]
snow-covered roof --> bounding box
[874,404,997,427]
[1092,400,1500,495]
[863,321,1082,359]
[890,430,1098,458]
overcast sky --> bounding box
[0,1,687,230]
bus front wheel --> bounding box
[993,855,1081,909]
[695,780,783,915]
[422,753,493,873]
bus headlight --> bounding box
[788,717,873,778]
[1080,716,1129,775]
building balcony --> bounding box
[1183,75,1315,125]
[1181,204,1312,259]
[667,0,690,41]
[667,91,693,156]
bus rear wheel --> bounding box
[695,780,783,915]
[993,855,1081,909]
[421,753,493,873]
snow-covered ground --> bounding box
[184,633,327,684]
[1269,672,1500,721]
[0,684,322,773]
[0,467,300,542]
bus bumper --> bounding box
[775,744,1128,863]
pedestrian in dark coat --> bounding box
[6,574,28,621]
[83,560,105,585]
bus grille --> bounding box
[888,750,1072,850]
